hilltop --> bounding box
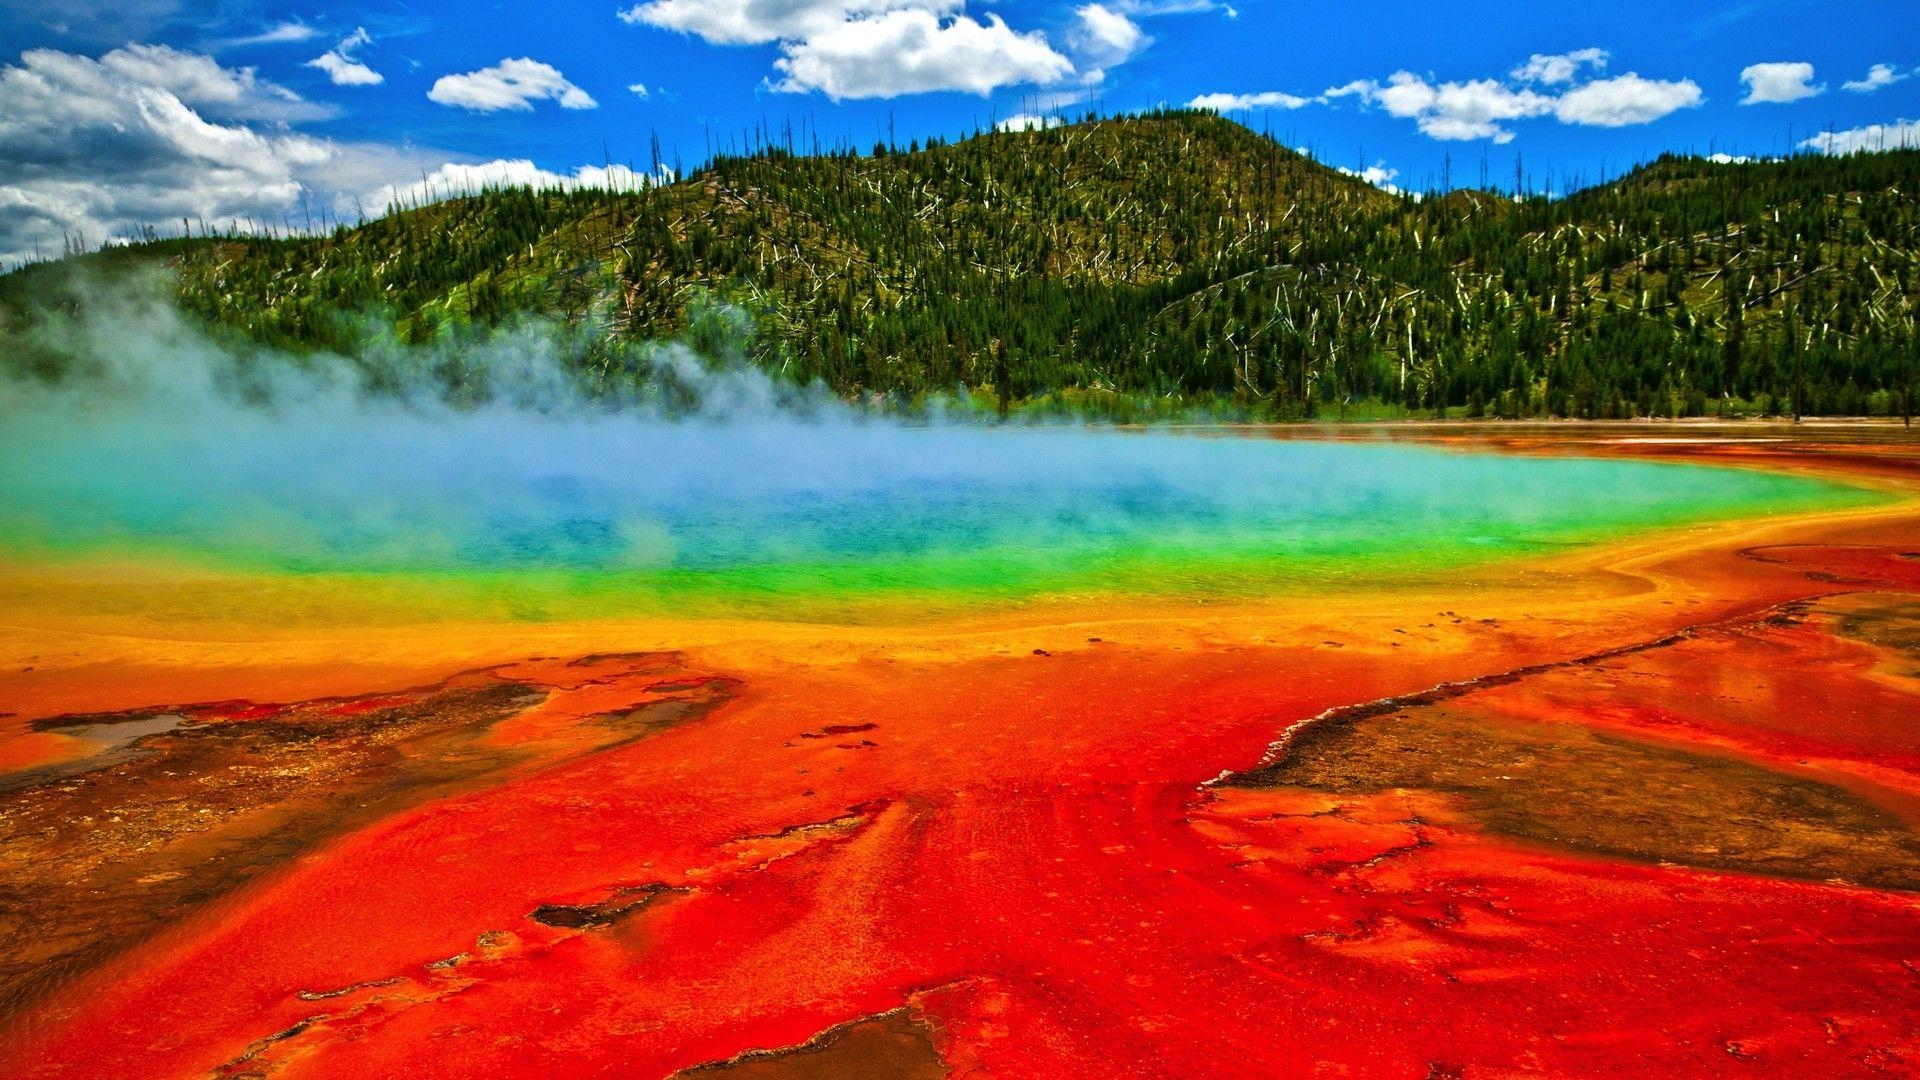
[5,111,1918,419]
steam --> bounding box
[0,277,1859,617]
[2,272,839,423]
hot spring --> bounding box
[0,407,1874,622]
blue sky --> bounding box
[0,0,1916,263]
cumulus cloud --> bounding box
[0,44,650,267]
[1553,73,1702,127]
[619,0,1207,98]
[1321,79,1374,101]
[429,57,597,111]
[620,0,1074,99]
[1802,119,1920,156]
[1740,61,1822,104]
[618,0,953,45]
[92,42,321,119]
[1074,3,1148,70]
[367,160,671,211]
[1367,73,1555,143]
[1844,63,1908,94]
[1187,90,1310,111]
[996,112,1064,131]
[0,44,441,265]
[1337,161,1404,196]
[1297,50,1701,143]
[771,11,1071,99]
[1511,47,1608,85]
[305,27,382,87]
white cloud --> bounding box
[1369,72,1555,143]
[428,58,598,111]
[620,0,1075,99]
[92,43,317,119]
[1106,0,1234,13]
[221,22,324,48]
[1318,51,1702,143]
[0,44,448,266]
[4,0,184,45]
[1802,119,1920,156]
[1740,61,1822,104]
[1338,161,1404,195]
[366,160,671,211]
[305,27,382,87]
[1074,4,1147,67]
[770,11,1071,99]
[1321,79,1375,101]
[1187,90,1310,111]
[627,82,650,99]
[996,112,1064,131]
[0,44,682,267]
[1844,63,1908,94]
[1553,73,1702,127]
[1512,48,1608,85]
[618,0,956,45]
[1708,152,1750,164]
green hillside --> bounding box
[5,110,1919,419]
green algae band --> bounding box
[0,418,1873,621]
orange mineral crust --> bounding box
[2,430,1918,1078]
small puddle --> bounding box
[0,714,188,793]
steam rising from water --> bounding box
[0,283,1868,619]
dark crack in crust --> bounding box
[1234,600,1920,891]
[1259,705,1920,890]
[529,883,688,929]
[670,1007,948,1080]
[0,653,737,1019]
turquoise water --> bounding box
[0,412,1874,618]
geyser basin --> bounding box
[0,413,1875,622]
[3,419,1918,1080]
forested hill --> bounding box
[6,110,1920,420]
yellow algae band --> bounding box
[0,414,1877,626]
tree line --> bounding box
[6,110,1917,420]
